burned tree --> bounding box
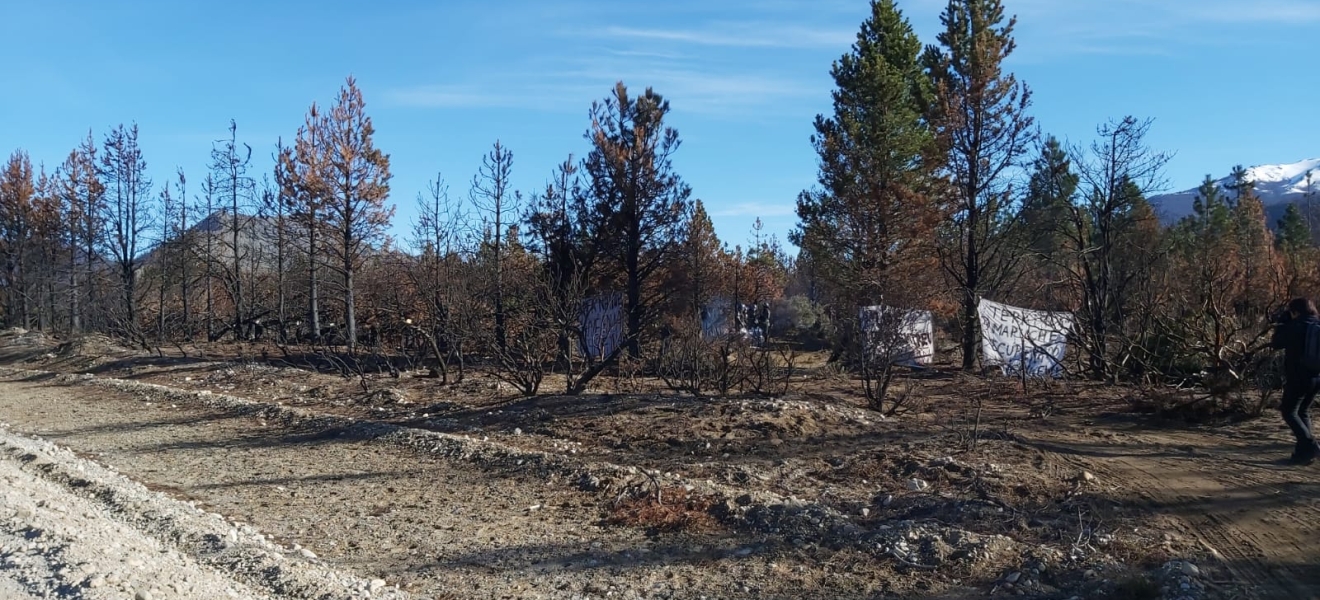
[924,0,1037,369]
[98,123,153,342]
[580,82,692,359]
[0,150,36,328]
[469,140,519,352]
[57,132,105,333]
[319,77,393,354]
[209,120,255,340]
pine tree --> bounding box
[0,150,36,327]
[201,174,218,341]
[409,171,470,383]
[173,170,192,339]
[526,156,586,303]
[1227,165,1280,316]
[320,76,393,353]
[1066,117,1171,379]
[209,120,254,340]
[1020,136,1077,258]
[1275,202,1314,296]
[279,105,329,342]
[1168,168,1282,377]
[1277,203,1310,252]
[678,200,723,322]
[260,167,289,342]
[470,140,518,351]
[525,157,593,388]
[29,167,61,331]
[580,82,692,359]
[1189,175,1230,231]
[745,218,788,306]
[156,182,177,341]
[57,132,104,333]
[924,0,1036,370]
[99,123,153,342]
[794,0,940,322]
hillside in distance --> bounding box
[1150,158,1320,225]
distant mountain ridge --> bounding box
[1150,158,1320,225]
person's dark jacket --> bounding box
[1271,314,1320,380]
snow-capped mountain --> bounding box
[1150,158,1320,225]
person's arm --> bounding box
[1271,317,1292,349]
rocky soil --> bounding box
[0,330,1313,599]
[0,420,407,599]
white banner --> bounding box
[700,298,765,346]
[977,299,1073,378]
[700,297,733,339]
[579,293,624,361]
[859,306,934,366]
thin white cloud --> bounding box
[383,81,604,111]
[597,24,852,49]
[711,202,797,218]
[1003,0,1319,60]
[552,64,817,110]
[605,48,691,60]
[386,63,820,117]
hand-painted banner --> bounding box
[977,299,1073,378]
[700,298,767,346]
[579,293,624,361]
[859,306,934,366]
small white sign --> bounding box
[859,306,934,366]
[579,293,624,360]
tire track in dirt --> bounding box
[1025,424,1320,600]
[0,373,904,599]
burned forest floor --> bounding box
[0,329,1316,600]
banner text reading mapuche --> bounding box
[980,304,1067,344]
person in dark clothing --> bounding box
[1269,297,1320,465]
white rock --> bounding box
[300,548,317,559]
[907,479,929,492]
[1180,561,1200,577]
[369,579,387,592]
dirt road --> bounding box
[1,362,1318,599]
[1021,414,1320,600]
[0,372,908,600]
[0,411,409,600]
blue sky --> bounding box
[2,0,1318,250]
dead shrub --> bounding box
[1125,384,1269,424]
[607,486,721,533]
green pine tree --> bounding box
[1020,136,1078,257]
[679,200,724,321]
[1276,203,1310,252]
[1183,175,1231,236]
[793,0,940,312]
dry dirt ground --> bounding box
[0,330,1316,599]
